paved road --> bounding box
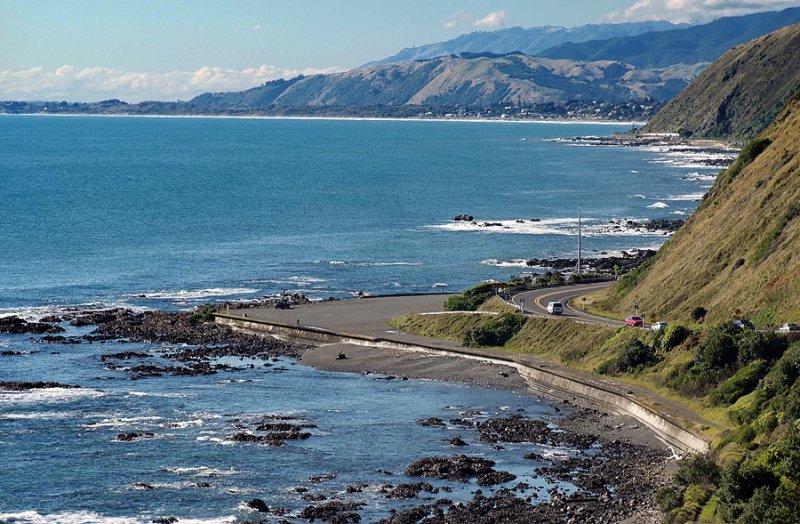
[510,282,627,327]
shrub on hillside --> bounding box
[711,359,770,406]
[597,336,657,374]
[463,313,526,348]
[726,137,772,181]
[659,324,692,353]
[718,461,780,522]
[691,306,708,322]
[738,330,787,364]
[696,322,741,368]
[444,282,496,311]
[674,454,720,486]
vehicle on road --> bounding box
[732,319,755,330]
[778,323,800,333]
[547,302,564,315]
[625,316,644,327]
[651,321,668,331]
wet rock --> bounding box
[38,335,82,344]
[478,415,596,449]
[405,455,497,483]
[101,351,150,361]
[38,315,63,323]
[117,432,154,442]
[476,470,516,486]
[417,417,445,427]
[448,436,468,447]
[0,381,80,391]
[0,316,65,334]
[300,501,364,523]
[131,482,155,490]
[302,493,327,502]
[385,482,436,499]
[0,351,23,356]
[246,498,270,513]
[151,517,177,524]
[308,473,337,484]
[453,214,474,222]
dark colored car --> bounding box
[625,316,644,327]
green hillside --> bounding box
[614,90,800,325]
[643,22,800,140]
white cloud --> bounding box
[474,10,508,29]
[0,64,341,103]
[602,0,800,23]
[443,11,471,31]
[252,23,263,31]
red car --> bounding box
[625,315,644,327]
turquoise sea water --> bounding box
[0,116,725,522]
[0,115,723,313]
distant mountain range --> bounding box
[538,7,800,68]
[645,22,800,139]
[371,21,684,65]
[4,8,800,120]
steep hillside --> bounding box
[374,21,682,65]
[643,22,800,140]
[539,7,800,69]
[187,53,694,111]
[615,92,800,324]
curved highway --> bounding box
[510,282,627,327]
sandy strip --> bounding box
[300,343,671,451]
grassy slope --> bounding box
[643,22,800,139]
[615,93,800,325]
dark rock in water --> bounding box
[417,417,445,427]
[453,214,474,222]
[100,351,150,361]
[478,415,596,449]
[195,482,212,488]
[308,473,337,484]
[0,381,80,391]
[302,493,327,501]
[385,482,437,499]
[131,482,155,490]
[0,351,23,356]
[300,501,365,523]
[405,455,497,482]
[0,316,65,334]
[523,452,544,461]
[38,315,63,323]
[448,436,468,447]
[525,248,658,274]
[476,470,516,486]
[246,498,270,513]
[39,335,82,344]
[70,308,132,326]
[151,517,178,524]
[117,432,154,442]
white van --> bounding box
[547,302,564,315]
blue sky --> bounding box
[2,0,799,101]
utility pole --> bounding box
[577,208,582,276]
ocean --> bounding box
[0,115,728,522]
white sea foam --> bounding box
[671,210,688,215]
[683,171,717,183]
[0,410,74,420]
[0,301,141,321]
[159,418,204,429]
[665,193,704,201]
[196,435,236,446]
[0,511,141,524]
[126,288,259,300]
[82,416,162,429]
[632,194,646,199]
[323,260,421,267]
[126,391,191,398]
[160,465,238,477]
[428,217,674,238]
[481,259,531,268]
[0,388,105,405]
[647,202,669,209]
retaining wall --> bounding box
[215,313,710,454]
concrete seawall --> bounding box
[216,313,710,454]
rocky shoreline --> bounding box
[1,305,673,523]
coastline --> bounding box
[300,342,672,452]
[0,111,647,126]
